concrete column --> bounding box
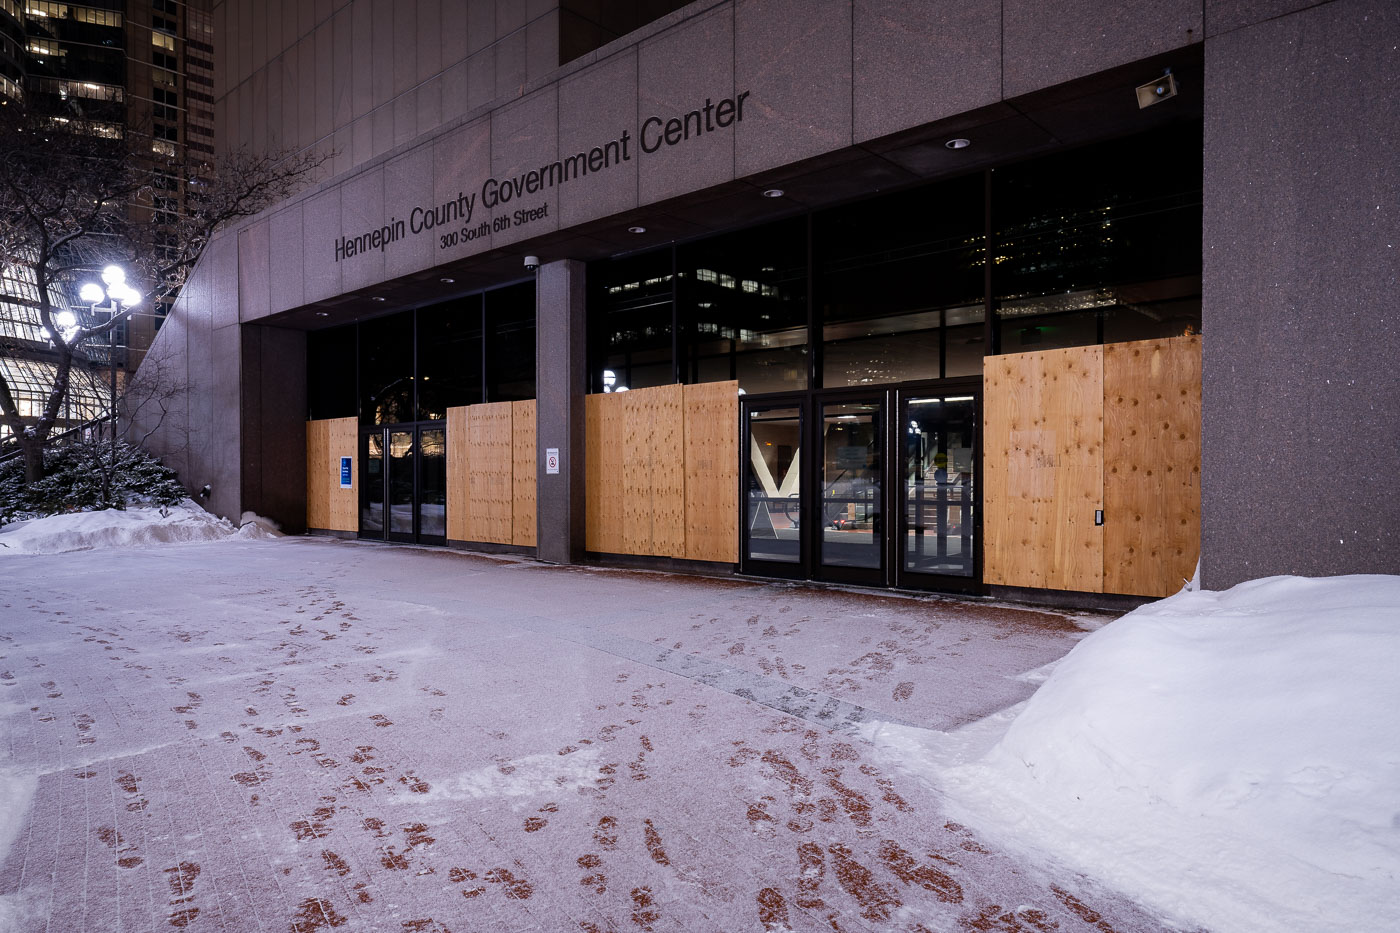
[535,259,587,563]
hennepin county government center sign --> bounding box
[332,91,753,263]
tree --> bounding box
[0,97,326,485]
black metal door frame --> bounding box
[358,422,446,546]
[739,379,983,594]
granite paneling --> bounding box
[1201,0,1400,586]
[208,236,240,331]
[237,222,271,322]
[265,55,285,151]
[197,322,242,521]
[393,1,418,96]
[415,0,442,84]
[535,259,587,563]
[441,0,469,66]
[371,0,395,108]
[441,60,471,124]
[638,3,736,204]
[383,146,437,278]
[237,0,253,88]
[371,106,394,159]
[557,49,639,228]
[351,0,373,119]
[432,117,495,263]
[316,25,334,143]
[332,5,354,127]
[214,1,228,99]
[249,67,268,154]
[734,0,852,176]
[467,44,497,111]
[489,89,562,248]
[298,36,317,149]
[468,0,495,54]
[417,74,443,137]
[339,168,387,292]
[303,188,343,302]
[394,92,417,149]
[1003,0,1202,99]
[853,0,1002,144]
[268,207,306,314]
[496,28,529,97]
[526,10,560,83]
[1206,0,1326,37]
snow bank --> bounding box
[881,575,1400,932]
[0,499,279,554]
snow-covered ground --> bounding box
[1,504,1394,932]
[875,574,1400,933]
[0,499,278,554]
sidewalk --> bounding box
[0,536,1168,932]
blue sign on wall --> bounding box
[340,456,352,489]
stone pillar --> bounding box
[535,259,587,563]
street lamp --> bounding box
[79,265,140,452]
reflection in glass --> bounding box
[360,432,384,534]
[820,401,881,569]
[418,295,483,417]
[487,281,536,401]
[419,428,447,538]
[818,174,984,387]
[358,312,414,425]
[905,396,975,577]
[681,217,808,395]
[388,430,415,534]
[746,407,801,563]
[993,126,1202,350]
[591,249,674,392]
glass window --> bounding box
[679,217,807,395]
[417,294,482,418]
[993,126,1202,350]
[817,174,984,387]
[358,311,414,425]
[590,248,673,392]
[307,326,356,420]
[485,281,535,401]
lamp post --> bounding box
[78,265,140,455]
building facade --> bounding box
[135,0,1398,598]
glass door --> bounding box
[360,423,448,546]
[742,400,806,576]
[897,387,979,591]
[816,396,884,583]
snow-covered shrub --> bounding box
[0,439,184,526]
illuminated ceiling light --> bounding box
[627,225,646,234]
[315,311,329,317]
[761,188,784,198]
[370,296,386,302]
[439,277,455,284]
[945,138,971,150]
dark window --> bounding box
[680,216,807,395]
[417,294,483,418]
[993,127,1202,352]
[816,175,984,387]
[589,248,673,392]
[307,326,356,420]
[358,312,414,425]
[486,282,535,401]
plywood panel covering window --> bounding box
[512,400,537,547]
[983,336,1200,597]
[305,417,357,533]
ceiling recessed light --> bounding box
[439,277,455,284]
[627,225,646,234]
[945,138,971,150]
[370,296,386,302]
[314,311,329,317]
[762,188,784,198]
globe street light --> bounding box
[78,266,140,453]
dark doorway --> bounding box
[359,423,446,546]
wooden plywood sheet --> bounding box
[621,389,656,556]
[587,392,626,554]
[984,347,1104,592]
[446,406,470,542]
[468,402,514,544]
[1103,335,1202,597]
[512,400,537,547]
[326,418,358,532]
[305,420,328,530]
[651,384,687,559]
[684,381,738,563]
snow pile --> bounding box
[885,575,1400,932]
[0,499,278,554]
[236,510,283,539]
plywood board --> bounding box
[305,419,329,530]
[446,406,470,542]
[468,402,514,544]
[512,400,537,547]
[1103,335,1202,597]
[684,381,739,563]
[984,347,1104,592]
[586,392,626,554]
[621,389,656,556]
[650,384,687,558]
[326,417,359,532]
